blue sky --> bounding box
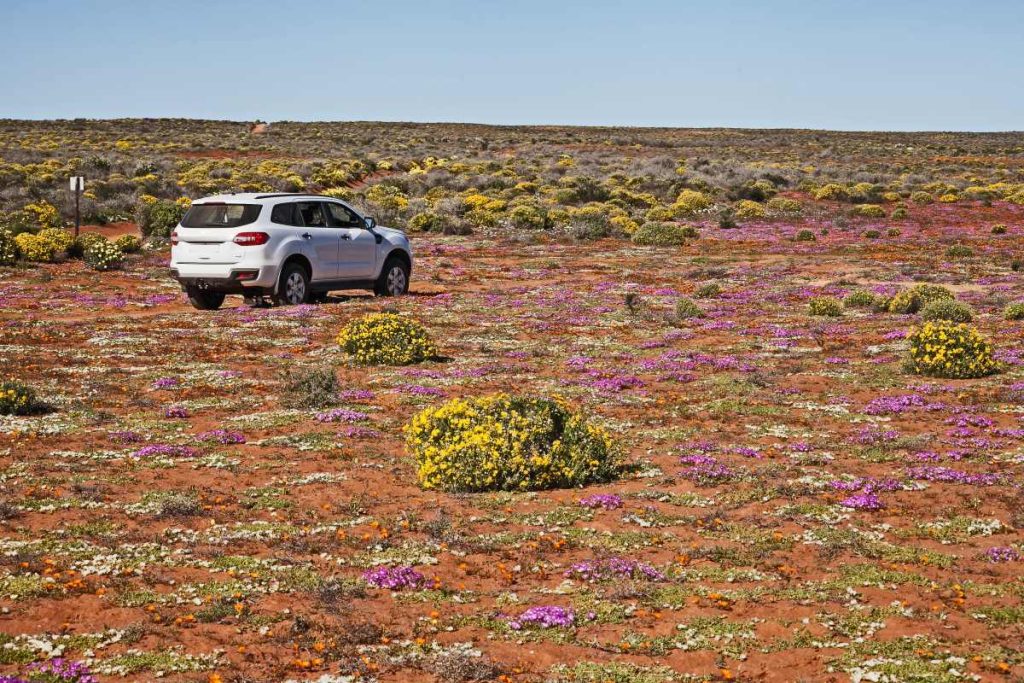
[1,0,1021,130]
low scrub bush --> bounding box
[905,322,997,379]
[1004,302,1024,320]
[0,228,17,265]
[672,189,712,215]
[674,297,704,321]
[137,199,187,238]
[734,200,766,219]
[813,183,849,202]
[694,282,721,298]
[945,244,973,259]
[766,196,801,214]
[337,313,436,365]
[84,240,125,271]
[891,207,909,219]
[808,296,843,317]
[408,212,445,233]
[888,284,954,314]
[853,204,885,218]
[38,228,74,253]
[794,229,816,242]
[114,234,142,253]
[281,366,339,409]
[843,290,877,308]
[631,222,697,246]
[992,224,1008,235]
[921,299,974,323]
[910,191,934,205]
[0,380,42,415]
[406,394,621,492]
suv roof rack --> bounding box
[253,192,318,200]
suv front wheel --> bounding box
[275,262,310,306]
[375,256,409,297]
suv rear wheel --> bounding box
[186,287,225,311]
[274,262,310,306]
[375,256,409,297]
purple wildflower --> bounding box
[164,405,189,418]
[194,429,246,444]
[314,408,369,423]
[509,605,575,630]
[985,546,1021,563]
[27,659,98,683]
[151,377,180,390]
[579,493,623,510]
[839,493,885,511]
[565,557,665,582]
[132,444,198,458]
[362,566,428,590]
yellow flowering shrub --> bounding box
[852,204,885,218]
[766,197,801,214]
[631,222,698,246]
[808,296,843,317]
[672,189,712,216]
[337,313,436,365]
[24,201,61,229]
[735,200,766,219]
[906,321,997,379]
[38,228,73,253]
[406,394,621,492]
[0,380,38,415]
[813,183,850,201]
[14,232,56,262]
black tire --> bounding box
[309,291,329,304]
[274,262,310,306]
[186,288,225,311]
[374,256,410,297]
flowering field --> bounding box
[0,122,1023,682]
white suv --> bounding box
[169,193,413,310]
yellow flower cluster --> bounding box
[906,321,997,379]
[0,380,36,415]
[336,313,436,366]
[406,393,621,493]
[888,284,953,315]
[14,232,56,262]
[38,228,74,252]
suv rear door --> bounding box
[274,202,338,280]
[175,203,261,264]
[324,202,377,279]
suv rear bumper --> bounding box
[170,264,279,293]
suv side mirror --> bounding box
[364,216,376,230]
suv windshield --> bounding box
[181,203,261,228]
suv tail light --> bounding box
[233,232,270,246]
[170,230,179,246]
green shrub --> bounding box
[337,313,436,366]
[84,240,125,271]
[506,204,547,231]
[910,191,934,205]
[631,222,698,246]
[862,229,881,239]
[808,296,843,317]
[113,234,142,253]
[1004,302,1024,320]
[281,366,338,409]
[0,228,17,265]
[843,290,877,308]
[891,207,909,220]
[137,199,187,238]
[408,212,445,233]
[0,380,41,415]
[694,282,721,299]
[853,204,885,218]
[921,299,974,323]
[945,244,973,259]
[406,394,621,492]
[887,228,901,237]
[674,297,704,321]
[992,224,1008,235]
[887,284,954,314]
[717,208,737,229]
[794,229,816,242]
[906,322,997,379]
[766,196,801,214]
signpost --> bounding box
[69,176,84,238]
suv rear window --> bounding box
[181,203,261,228]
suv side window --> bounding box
[294,202,326,227]
[270,202,298,225]
[324,202,363,228]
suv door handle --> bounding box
[301,232,312,239]
[340,233,351,240]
